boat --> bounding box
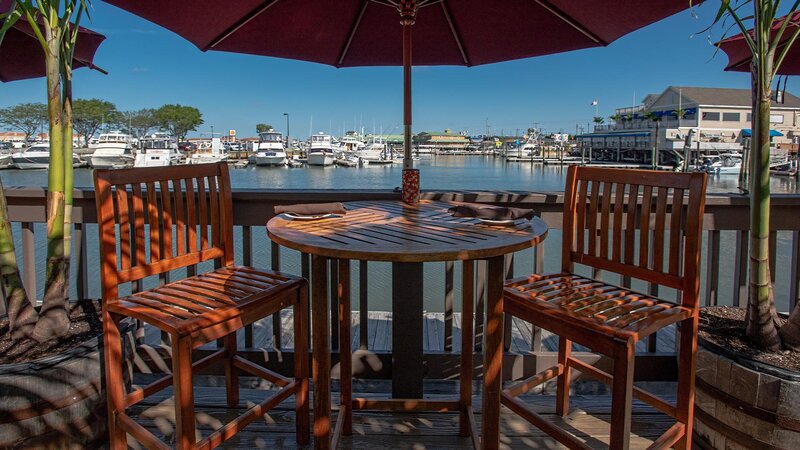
[135,133,182,167]
[255,130,287,166]
[697,152,742,175]
[0,150,13,169]
[12,143,82,169]
[338,133,365,153]
[189,139,229,165]
[357,137,393,164]
[307,133,335,166]
[770,162,798,177]
[88,132,134,169]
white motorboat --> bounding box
[307,133,335,166]
[189,139,229,165]
[89,132,134,169]
[0,151,13,169]
[338,133,365,153]
[358,138,393,164]
[255,130,287,166]
[135,133,182,167]
[12,143,82,169]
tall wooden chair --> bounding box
[95,163,309,449]
[484,167,707,449]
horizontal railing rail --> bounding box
[3,187,800,379]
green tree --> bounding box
[0,0,91,342]
[707,1,800,350]
[121,108,158,139]
[256,123,273,133]
[592,116,605,124]
[72,98,117,145]
[154,104,203,141]
[0,102,48,141]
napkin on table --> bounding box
[274,202,347,216]
[448,204,534,221]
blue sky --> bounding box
[0,1,766,139]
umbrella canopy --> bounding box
[0,0,106,82]
[718,11,800,75]
[105,0,695,200]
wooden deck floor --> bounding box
[142,311,678,354]
[128,379,678,449]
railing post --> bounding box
[733,230,748,308]
[704,230,720,307]
[791,230,800,313]
[444,260,454,352]
[22,222,36,303]
[359,260,369,350]
[243,226,253,348]
[271,240,282,350]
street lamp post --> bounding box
[283,112,290,154]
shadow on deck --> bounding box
[128,378,677,449]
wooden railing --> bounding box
[3,187,800,379]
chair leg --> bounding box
[556,336,572,417]
[338,259,353,436]
[295,285,311,445]
[103,310,127,450]
[675,316,698,450]
[173,336,197,450]
[610,343,634,450]
[459,260,475,437]
[224,333,239,408]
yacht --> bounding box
[358,137,393,164]
[338,133,365,153]
[189,139,229,164]
[307,133,335,166]
[89,132,134,169]
[255,130,287,166]
[12,143,82,169]
[135,133,182,167]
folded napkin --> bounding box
[448,204,534,221]
[275,202,347,216]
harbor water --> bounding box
[1,155,797,312]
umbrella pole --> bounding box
[403,20,413,170]
[400,1,419,203]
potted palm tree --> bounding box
[0,1,134,447]
[693,1,800,448]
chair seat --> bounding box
[108,266,304,337]
[504,273,692,342]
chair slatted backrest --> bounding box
[95,163,234,301]
[562,166,707,308]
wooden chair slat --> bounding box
[146,182,160,263]
[115,187,131,271]
[185,178,198,253]
[173,178,187,257]
[131,183,146,267]
[160,180,174,260]
[638,185,653,269]
[587,181,600,257]
[624,184,638,266]
[669,188,684,276]
[197,177,209,250]
[599,182,612,260]
[209,176,221,249]
[611,185,625,263]
[575,179,588,257]
[653,187,668,273]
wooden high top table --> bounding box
[267,200,548,449]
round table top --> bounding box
[267,200,548,263]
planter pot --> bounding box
[694,336,800,450]
[0,316,135,449]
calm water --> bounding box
[1,154,798,193]
[1,156,797,312]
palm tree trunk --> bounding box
[31,33,69,342]
[745,5,781,350]
[0,179,39,339]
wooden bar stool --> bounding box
[482,167,707,449]
[95,163,309,449]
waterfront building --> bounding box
[415,129,470,152]
[578,86,800,164]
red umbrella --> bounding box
[0,0,106,82]
[718,11,800,75]
[105,0,695,201]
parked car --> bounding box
[178,141,197,152]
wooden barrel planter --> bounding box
[694,337,800,450]
[0,318,135,449]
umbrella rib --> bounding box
[338,0,371,67]
[440,0,469,65]
[530,0,607,46]
[205,0,281,50]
